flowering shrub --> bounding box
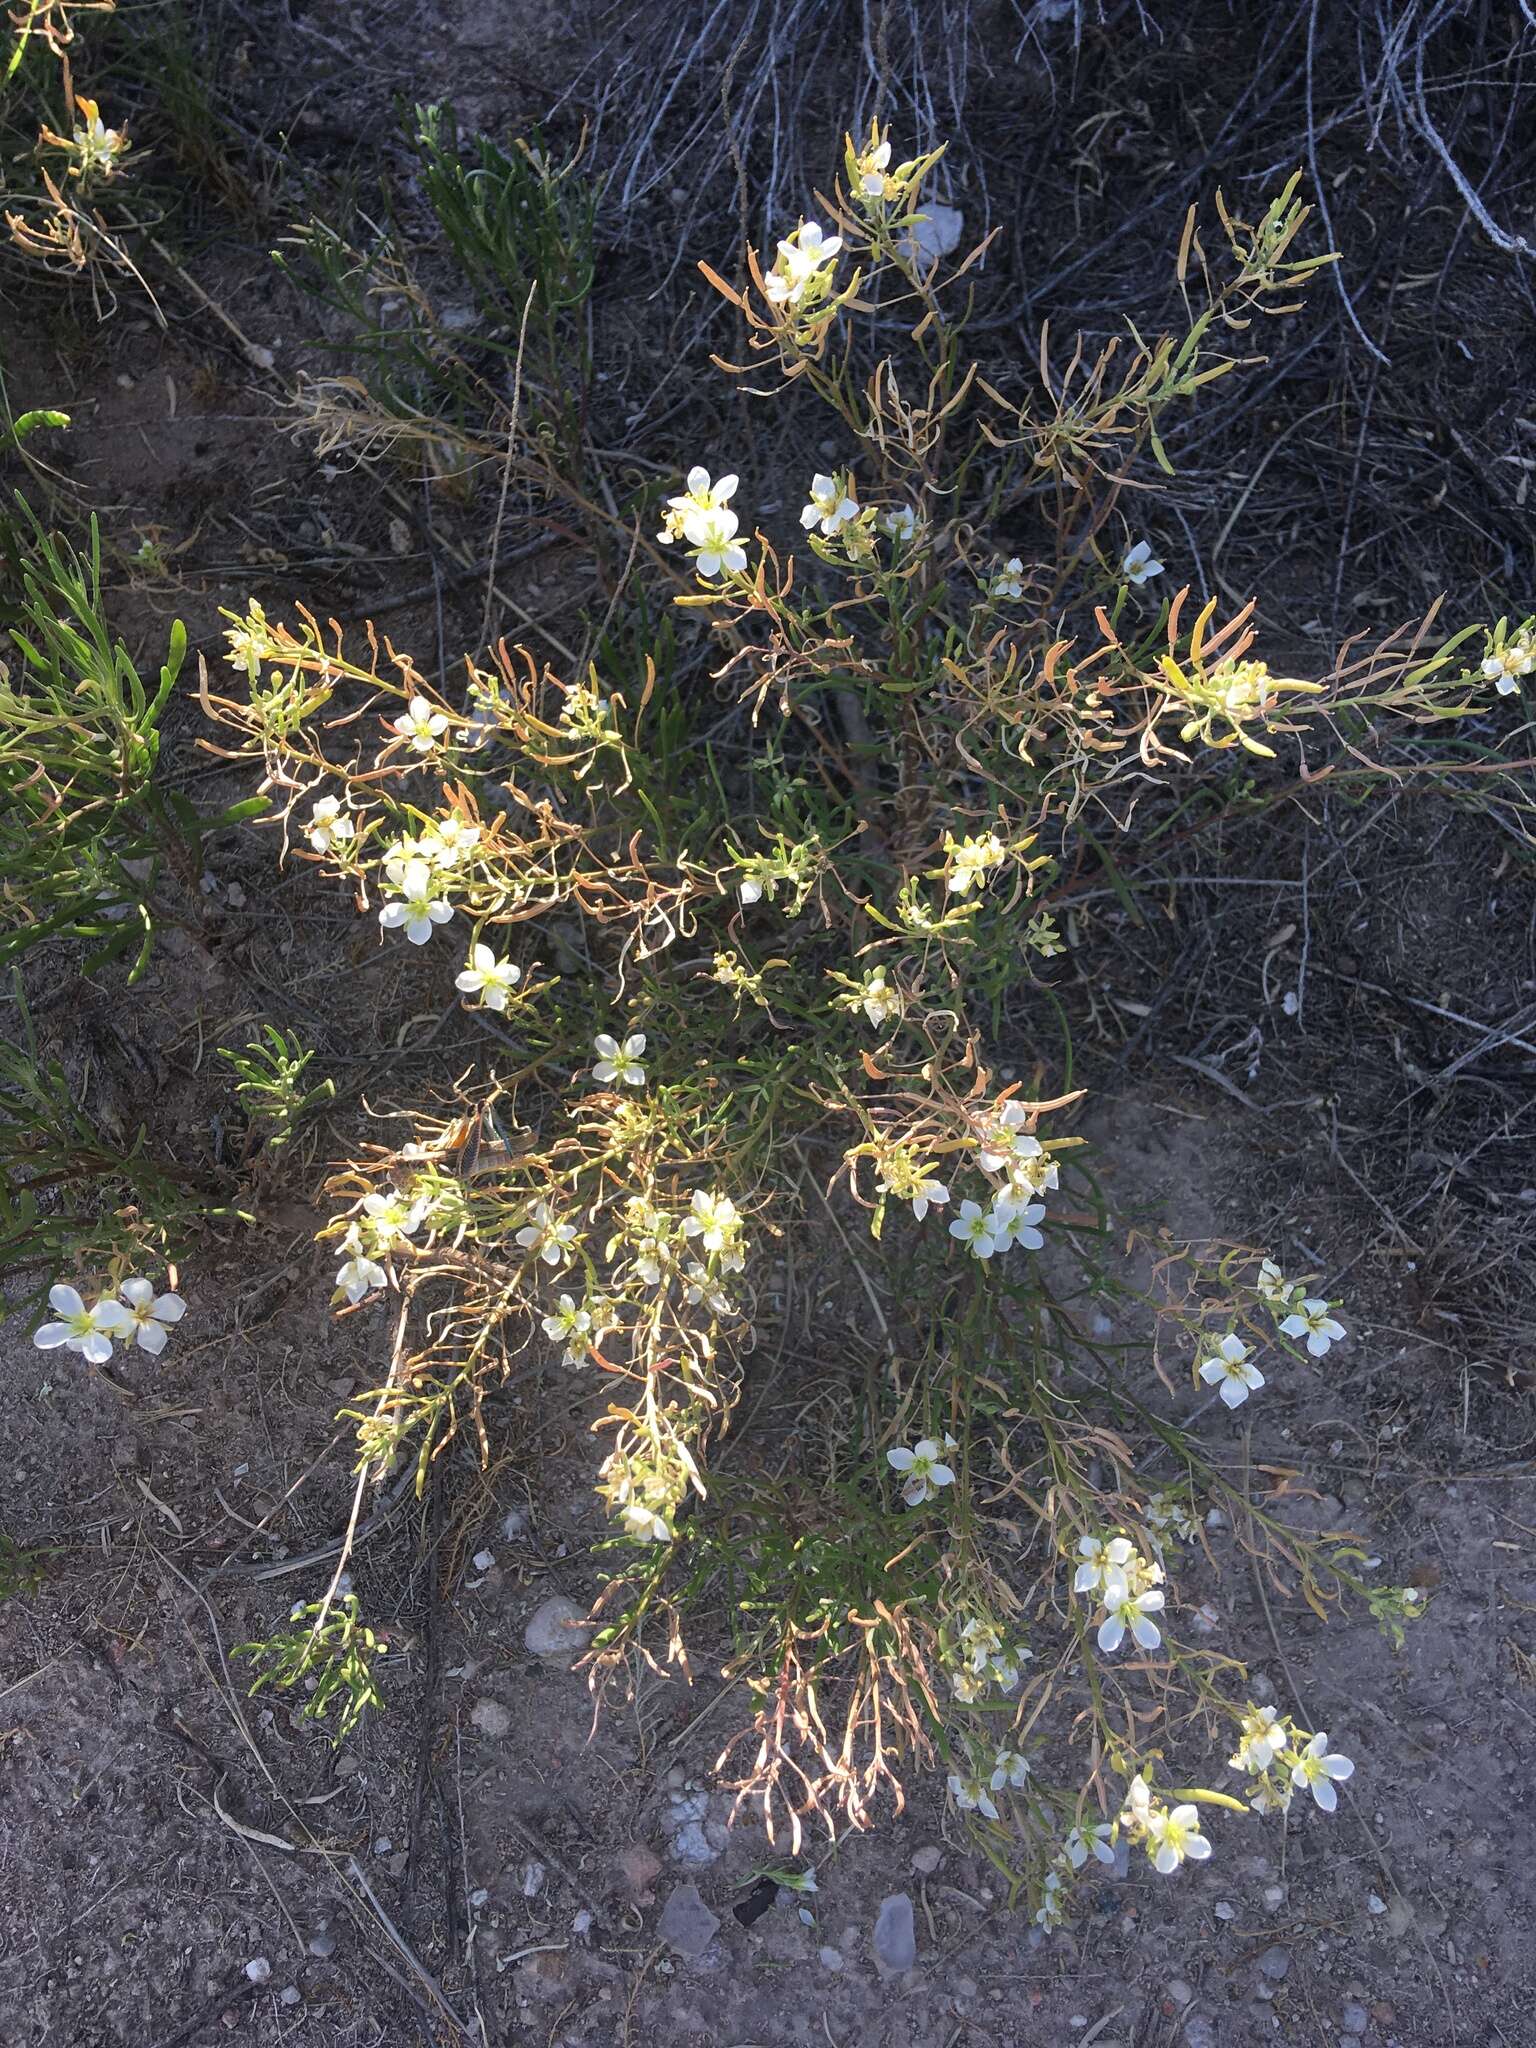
[199,121,1515,1915]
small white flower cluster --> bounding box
[378,855,455,946]
[1194,1258,1347,1411]
[989,557,1024,602]
[657,466,746,581]
[1228,1704,1355,1814]
[1074,1534,1166,1653]
[943,829,1007,897]
[947,1613,1031,1703]
[33,1278,186,1362]
[800,471,860,539]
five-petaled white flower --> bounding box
[456,943,522,1011]
[1198,1333,1265,1408]
[423,815,481,865]
[657,468,747,579]
[990,1749,1031,1791]
[1146,1803,1212,1872]
[116,1277,187,1354]
[947,1771,999,1820]
[989,557,1024,601]
[392,695,449,753]
[800,472,860,537]
[361,1189,426,1251]
[887,1435,957,1507]
[306,795,355,854]
[335,1226,387,1304]
[379,858,454,945]
[975,1100,1037,1173]
[690,506,747,579]
[1279,1298,1345,1358]
[32,1283,133,1364]
[516,1201,578,1267]
[1122,539,1165,585]
[948,1198,998,1260]
[764,220,842,308]
[658,465,738,541]
[592,1032,647,1087]
[1097,1578,1166,1653]
[1289,1732,1354,1811]
[1229,1704,1285,1774]
[881,504,917,541]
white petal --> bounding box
[93,1301,134,1333]
[119,1277,155,1309]
[79,1332,114,1363]
[33,1322,72,1349]
[136,1321,169,1355]
[48,1284,85,1317]
[153,1294,186,1324]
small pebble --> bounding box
[244,1958,271,1984]
[1258,1947,1292,1982]
[470,1699,511,1739]
[873,1892,916,1974]
[472,1549,495,1572]
[1341,2003,1369,2035]
[1166,1979,1195,2007]
[278,1987,300,2007]
[911,1846,942,1875]
[468,1888,489,1909]
[1263,1884,1287,1911]
[502,1507,529,1539]
[571,1909,593,1936]
[1214,1900,1236,1921]
[524,1594,594,1658]
[658,1882,720,1960]
[1366,1892,1387,1915]
[307,1931,335,1958]
[819,1946,844,1972]
[521,1859,546,1897]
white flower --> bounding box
[1289,1732,1354,1812]
[32,1283,133,1364]
[764,220,842,309]
[683,1261,733,1317]
[857,136,893,198]
[392,694,449,753]
[1229,1705,1284,1774]
[682,1189,742,1260]
[881,504,917,541]
[1482,636,1534,694]
[335,1227,387,1304]
[1096,1577,1165,1653]
[542,1293,593,1364]
[886,1435,957,1507]
[687,505,747,580]
[1065,1823,1117,1870]
[948,1198,998,1260]
[1279,1298,1345,1358]
[1122,539,1165,585]
[657,465,738,543]
[422,815,481,865]
[516,1201,578,1267]
[989,557,1023,601]
[592,1032,647,1087]
[362,1189,426,1251]
[114,1277,187,1355]
[910,1178,949,1221]
[620,1501,675,1543]
[990,1749,1031,1791]
[455,943,522,1011]
[306,795,355,854]
[990,1196,1045,1253]
[975,1101,1037,1174]
[858,967,901,1028]
[378,858,454,945]
[946,831,1006,895]
[1146,1803,1212,1873]
[800,472,860,537]
[1256,1257,1292,1305]
[1073,1533,1136,1596]
[1198,1333,1265,1408]
[947,1771,1000,1821]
